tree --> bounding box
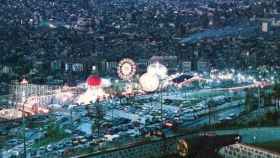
[89,101,105,137]
[263,88,273,107]
[272,83,280,111]
[46,119,66,140]
[245,89,257,112]
[207,99,217,129]
[264,111,279,126]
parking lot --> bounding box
[0,82,249,157]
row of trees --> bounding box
[245,83,280,112]
[243,83,280,126]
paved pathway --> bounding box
[211,127,280,144]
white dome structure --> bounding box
[139,73,160,92]
[147,62,168,79]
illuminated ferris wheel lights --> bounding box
[117,58,137,81]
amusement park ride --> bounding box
[0,58,271,121]
[0,58,275,158]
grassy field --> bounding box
[254,141,280,153]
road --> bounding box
[211,127,280,144]
[183,100,244,128]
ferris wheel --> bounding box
[117,58,137,81]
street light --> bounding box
[21,92,27,158]
[110,98,114,124]
[159,81,165,130]
[257,84,264,119]
[68,104,76,130]
[160,83,163,128]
